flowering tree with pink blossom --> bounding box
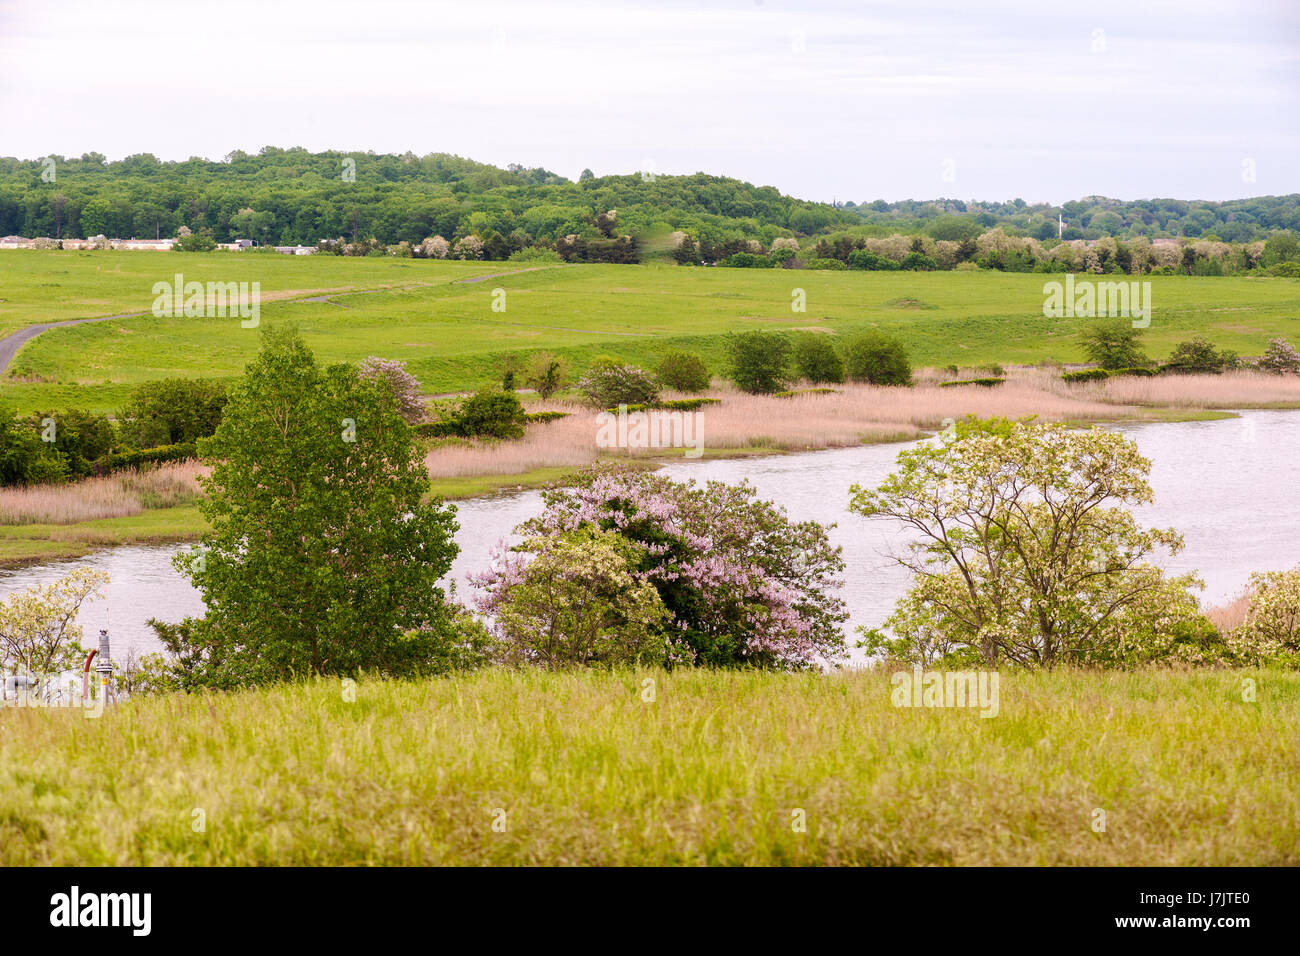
[473,466,847,669]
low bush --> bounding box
[793,334,846,384]
[937,378,1005,388]
[725,331,792,394]
[843,331,911,386]
[577,358,660,408]
[93,442,197,476]
[1062,368,1111,383]
[654,351,711,392]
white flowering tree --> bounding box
[850,418,1206,668]
[0,568,109,676]
[1258,337,1300,375]
[1229,567,1300,666]
[357,356,427,423]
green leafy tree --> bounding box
[843,331,911,385]
[1079,319,1148,370]
[849,419,1204,668]
[654,351,711,392]
[792,334,845,384]
[174,326,463,685]
[453,390,527,438]
[483,528,672,669]
[523,352,569,400]
[725,331,791,394]
[577,358,660,407]
[0,569,109,676]
[120,378,227,448]
[1165,337,1236,374]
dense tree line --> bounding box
[0,148,853,256]
[3,148,1296,263]
[844,195,1300,242]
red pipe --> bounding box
[82,649,97,701]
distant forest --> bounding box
[1,147,1297,259]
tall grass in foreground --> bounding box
[2,667,1295,865]
[0,461,206,524]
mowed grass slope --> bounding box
[1,251,1297,412]
[1,667,1295,865]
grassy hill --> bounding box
[2,251,1298,413]
[2,667,1295,865]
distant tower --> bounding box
[1058,213,1064,239]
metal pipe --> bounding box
[82,649,97,702]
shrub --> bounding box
[773,388,839,397]
[522,352,569,399]
[900,251,937,271]
[1227,566,1300,667]
[452,390,528,439]
[1079,319,1148,370]
[577,358,660,408]
[847,250,899,271]
[479,466,848,669]
[1062,368,1111,383]
[802,257,848,271]
[725,331,792,394]
[937,378,1005,388]
[525,411,569,424]
[719,252,776,268]
[357,356,427,424]
[507,247,563,263]
[173,232,217,252]
[474,528,673,669]
[1257,337,1300,375]
[92,442,197,476]
[120,378,228,448]
[843,331,911,386]
[793,334,846,384]
[654,351,711,393]
[1165,337,1237,374]
[23,408,117,478]
[0,412,67,486]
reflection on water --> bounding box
[2,410,1297,660]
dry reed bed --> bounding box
[424,382,1143,477]
[0,461,207,525]
[1054,370,1300,408]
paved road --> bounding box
[0,312,147,375]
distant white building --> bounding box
[274,245,316,255]
[112,238,175,250]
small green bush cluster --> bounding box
[605,398,721,414]
[0,377,230,487]
[937,378,1005,388]
[577,358,661,408]
[420,390,528,440]
[726,330,912,393]
[654,351,711,392]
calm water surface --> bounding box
[2,410,1296,660]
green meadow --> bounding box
[1,250,1297,413]
[1,667,1295,865]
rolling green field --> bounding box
[2,250,1297,413]
[1,667,1295,865]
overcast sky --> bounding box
[1,0,1296,204]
